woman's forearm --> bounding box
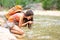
[22,22,28,26]
[19,22,28,27]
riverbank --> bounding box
[0,10,60,16]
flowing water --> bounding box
[17,15,60,40]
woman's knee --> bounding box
[20,30,24,35]
[10,29,24,35]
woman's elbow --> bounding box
[19,25,23,27]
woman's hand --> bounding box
[28,21,33,24]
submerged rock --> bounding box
[0,27,17,40]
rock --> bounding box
[26,30,34,39]
[25,3,43,10]
[0,27,17,40]
[0,17,5,27]
[14,34,26,39]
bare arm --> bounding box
[19,16,28,27]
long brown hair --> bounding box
[23,17,33,29]
[23,10,34,29]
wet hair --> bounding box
[23,17,33,29]
[23,10,34,29]
[24,10,34,16]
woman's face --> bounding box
[26,16,33,20]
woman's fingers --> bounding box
[28,21,33,24]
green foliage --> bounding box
[42,0,60,10]
[0,0,32,9]
[33,0,41,3]
[0,0,60,10]
[0,0,15,8]
[57,0,60,10]
[42,0,56,10]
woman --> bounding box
[8,10,34,35]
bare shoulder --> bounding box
[16,13,24,18]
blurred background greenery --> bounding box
[0,0,60,10]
